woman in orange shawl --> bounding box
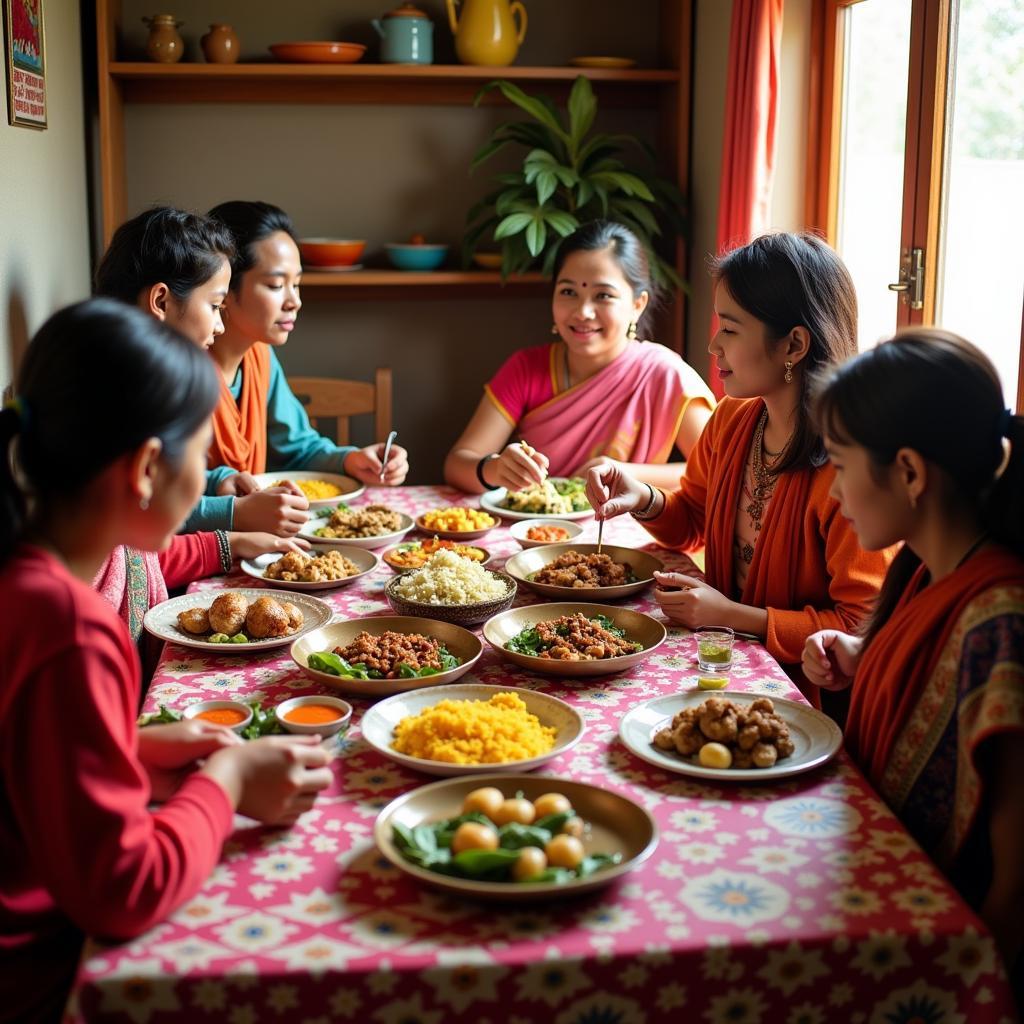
[586,233,892,692]
[803,330,1024,999]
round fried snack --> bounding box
[209,592,249,635]
[177,607,210,635]
[281,601,304,632]
[246,596,290,638]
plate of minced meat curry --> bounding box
[240,545,380,591]
[503,543,664,601]
[291,616,483,697]
[298,503,415,550]
[483,602,667,678]
[360,683,585,776]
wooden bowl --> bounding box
[385,570,516,626]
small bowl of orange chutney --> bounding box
[182,699,253,734]
[275,695,353,737]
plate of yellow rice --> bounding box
[360,684,585,776]
[251,470,366,508]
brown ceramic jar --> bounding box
[143,15,184,64]
[201,23,240,64]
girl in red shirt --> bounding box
[0,299,333,1022]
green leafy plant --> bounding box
[463,76,687,288]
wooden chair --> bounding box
[289,369,393,447]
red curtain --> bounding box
[710,0,785,396]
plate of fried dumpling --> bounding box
[143,589,333,652]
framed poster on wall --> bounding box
[3,0,46,129]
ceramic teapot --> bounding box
[372,4,433,65]
[446,0,527,66]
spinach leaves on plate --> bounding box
[308,647,460,680]
[505,613,639,656]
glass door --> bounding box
[815,0,1024,405]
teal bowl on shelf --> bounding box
[385,243,449,271]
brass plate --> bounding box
[483,601,667,677]
[375,773,658,901]
[504,543,664,602]
[361,683,585,776]
[290,616,483,698]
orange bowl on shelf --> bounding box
[299,238,366,268]
[472,253,503,269]
[269,42,366,63]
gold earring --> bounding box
[784,360,794,384]
[551,324,559,335]
[627,322,638,341]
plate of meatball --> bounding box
[144,589,333,652]
[618,692,842,781]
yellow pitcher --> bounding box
[446,0,527,66]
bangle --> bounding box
[476,453,499,490]
[631,484,660,521]
[214,529,233,574]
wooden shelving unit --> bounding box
[95,0,693,341]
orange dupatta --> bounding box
[847,547,1024,795]
[207,344,272,475]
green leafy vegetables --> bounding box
[137,701,286,741]
[392,810,620,884]
[308,647,460,680]
[505,614,641,657]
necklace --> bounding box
[739,408,782,565]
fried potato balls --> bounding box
[176,593,304,642]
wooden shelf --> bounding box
[106,61,679,105]
[300,269,549,298]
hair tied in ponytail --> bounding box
[2,396,28,432]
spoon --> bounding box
[379,430,398,483]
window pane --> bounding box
[935,0,1024,403]
[834,0,913,350]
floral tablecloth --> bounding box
[68,486,1018,1024]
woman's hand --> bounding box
[802,630,862,691]
[486,442,549,492]
[344,443,410,486]
[138,720,243,802]
[216,471,262,497]
[228,532,310,561]
[585,463,648,520]
[202,735,333,827]
[576,455,620,477]
[232,490,309,535]
[652,571,735,629]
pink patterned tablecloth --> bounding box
[69,486,1018,1024]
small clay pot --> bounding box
[201,23,240,64]
[143,14,184,64]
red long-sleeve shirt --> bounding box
[159,531,224,589]
[0,546,234,1022]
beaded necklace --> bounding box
[738,408,783,565]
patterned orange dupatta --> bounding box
[207,344,272,475]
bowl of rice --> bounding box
[384,548,517,625]
[361,684,585,777]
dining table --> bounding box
[66,485,1019,1024]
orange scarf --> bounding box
[847,546,1024,788]
[207,344,272,475]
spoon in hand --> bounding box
[379,430,398,484]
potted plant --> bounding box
[462,76,687,287]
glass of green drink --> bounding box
[695,626,735,673]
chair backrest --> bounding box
[288,369,393,446]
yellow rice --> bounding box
[292,479,343,501]
[392,691,556,764]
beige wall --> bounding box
[0,0,90,390]
[685,0,811,379]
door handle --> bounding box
[888,248,924,309]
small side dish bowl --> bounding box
[385,570,517,626]
[275,695,352,737]
[472,252,502,269]
[182,699,253,734]
[381,540,492,573]
[508,518,585,549]
[299,238,366,268]
[385,243,448,271]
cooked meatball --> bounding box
[281,601,304,632]
[177,607,210,635]
[246,596,290,638]
[209,592,249,635]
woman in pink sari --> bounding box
[444,221,715,493]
